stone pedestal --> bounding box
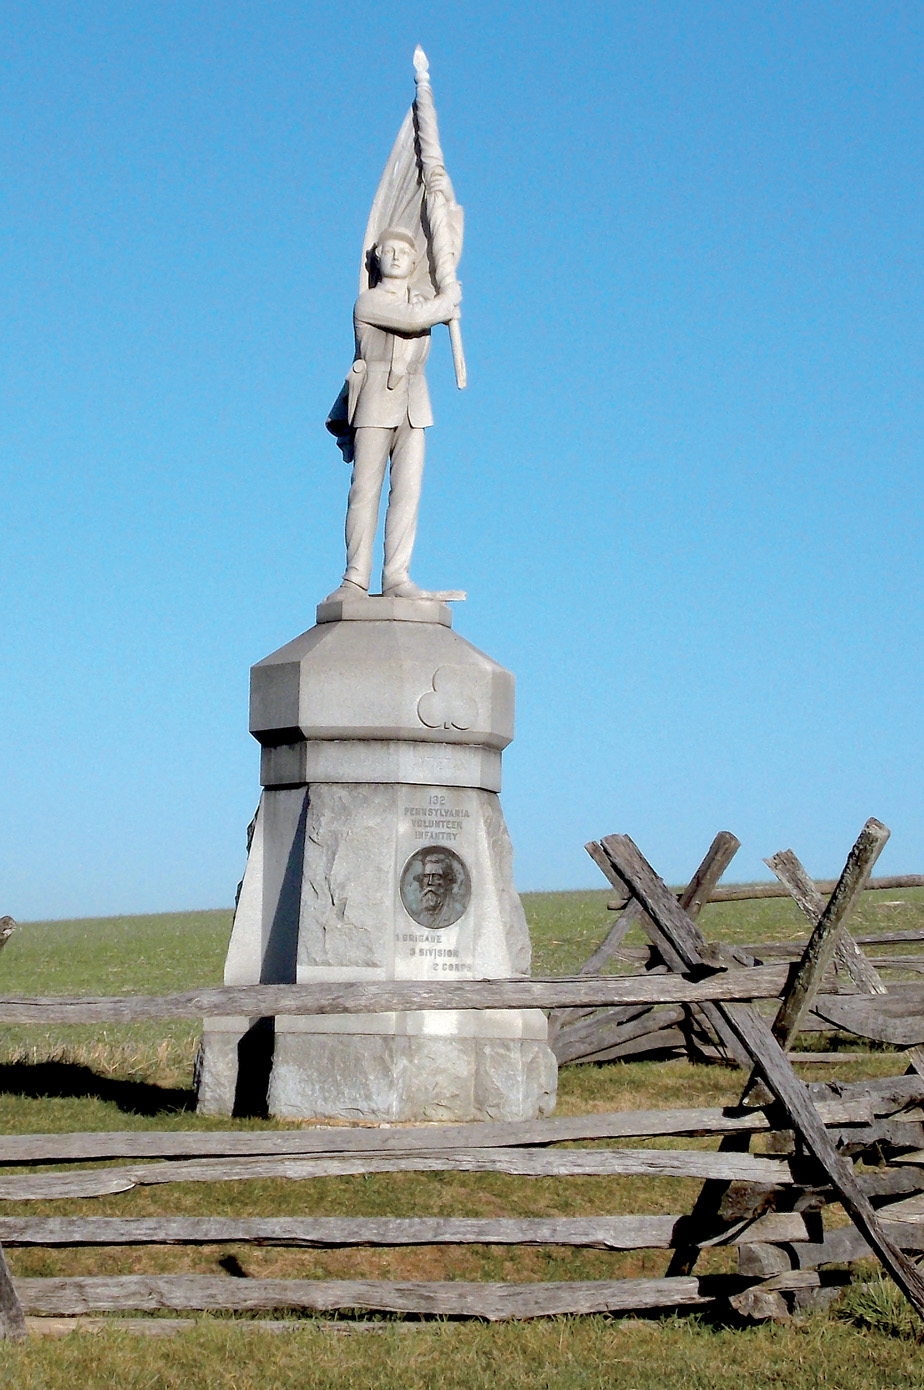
[197,597,557,1122]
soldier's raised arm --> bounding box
[354,283,461,335]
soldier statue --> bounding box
[325,211,461,602]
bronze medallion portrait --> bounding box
[400,846,472,929]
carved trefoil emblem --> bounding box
[417,666,476,731]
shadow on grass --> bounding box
[0,1061,196,1115]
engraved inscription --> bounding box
[403,794,472,843]
[397,932,466,971]
[400,845,471,930]
[417,666,477,731]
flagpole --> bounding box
[413,46,467,389]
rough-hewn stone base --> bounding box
[196,1017,275,1118]
[268,1032,557,1123]
[198,612,559,1123]
[198,1013,558,1123]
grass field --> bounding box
[0,888,922,1387]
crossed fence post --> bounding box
[585,825,924,1324]
[0,917,25,1339]
[765,842,924,1079]
[553,832,746,1067]
[662,820,891,1290]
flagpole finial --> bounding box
[413,46,429,84]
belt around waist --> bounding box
[363,363,425,376]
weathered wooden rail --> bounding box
[607,875,924,910]
[1,826,923,1334]
[0,1066,923,1330]
[559,829,924,1070]
[0,967,797,1023]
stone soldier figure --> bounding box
[197,51,557,1127]
[325,221,462,601]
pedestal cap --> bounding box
[250,618,515,752]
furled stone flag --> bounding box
[360,46,466,387]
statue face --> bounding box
[377,237,416,280]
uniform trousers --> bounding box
[343,422,426,592]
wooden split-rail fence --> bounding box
[552,829,924,1068]
[1,822,924,1335]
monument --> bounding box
[197,49,557,1123]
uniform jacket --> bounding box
[326,284,457,457]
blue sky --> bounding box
[1,1,921,920]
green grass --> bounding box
[4,1315,924,1390]
[0,910,231,1098]
[0,889,923,1385]
[523,884,924,971]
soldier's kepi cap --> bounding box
[375,226,419,254]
